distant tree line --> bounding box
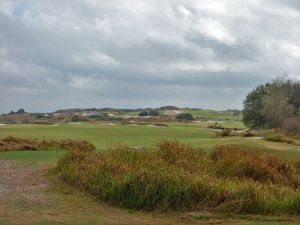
[138,110,160,117]
[243,76,300,131]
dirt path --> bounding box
[0,160,49,206]
[0,160,298,225]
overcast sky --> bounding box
[0,0,300,113]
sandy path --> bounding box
[0,160,49,205]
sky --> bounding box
[0,0,300,113]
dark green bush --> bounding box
[176,113,193,121]
[138,111,149,116]
[149,110,159,116]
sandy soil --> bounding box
[0,160,49,205]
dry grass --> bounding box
[0,136,96,152]
[57,141,300,215]
[211,145,300,188]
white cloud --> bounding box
[195,18,236,45]
[278,41,300,58]
[0,1,14,18]
[70,51,119,67]
[168,61,227,72]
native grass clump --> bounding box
[56,140,300,215]
[0,136,95,152]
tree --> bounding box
[176,113,193,122]
[149,110,159,116]
[243,76,300,129]
[281,117,300,133]
[71,115,81,122]
[242,84,268,128]
[261,90,294,128]
[138,111,149,117]
[289,83,300,112]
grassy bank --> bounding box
[57,141,300,215]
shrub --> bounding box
[215,129,237,137]
[207,123,223,130]
[176,113,193,122]
[71,115,81,122]
[57,141,300,214]
[59,139,96,151]
[240,130,256,137]
[264,134,294,144]
[138,111,149,117]
[149,110,159,116]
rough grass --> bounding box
[264,134,295,145]
[212,145,300,188]
[0,136,96,152]
[56,141,300,215]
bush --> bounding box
[264,134,294,144]
[138,111,149,117]
[71,115,81,122]
[240,130,256,137]
[216,129,236,137]
[149,110,159,116]
[176,113,193,121]
[57,141,300,214]
[207,123,223,129]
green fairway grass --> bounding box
[0,122,297,155]
[183,109,242,121]
[0,150,65,162]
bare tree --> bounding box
[262,89,294,128]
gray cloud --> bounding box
[0,0,299,113]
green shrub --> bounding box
[175,113,193,121]
[138,111,149,116]
[149,110,159,116]
[264,134,295,144]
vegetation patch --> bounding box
[208,122,244,131]
[258,128,300,146]
[0,136,95,152]
[56,141,300,214]
[215,129,255,138]
[264,134,295,145]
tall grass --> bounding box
[0,136,95,151]
[56,141,300,214]
[211,145,299,188]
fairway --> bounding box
[0,122,298,156]
[0,123,224,151]
[0,150,65,162]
